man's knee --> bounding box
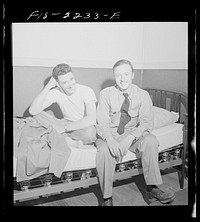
[96,138,109,154]
[145,134,158,144]
[141,134,159,151]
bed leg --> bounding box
[180,113,188,189]
[180,162,185,189]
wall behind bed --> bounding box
[142,69,187,94]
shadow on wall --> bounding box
[100,78,115,91]
[23,76,63,119]
[23,106,32,118]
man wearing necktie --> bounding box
[96,59,175,206]
[117,92,131,135]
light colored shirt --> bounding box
[42,84,97,122]
[96,84,154,140]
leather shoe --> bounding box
[102,197,113,206]
[147,187,175,204]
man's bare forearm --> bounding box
[29,87,50,115]
[29,77,57,116]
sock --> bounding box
[146,185,158,192]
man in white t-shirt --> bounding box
[29,63,97,147]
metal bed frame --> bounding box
[14,88,188,203]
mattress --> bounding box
[13,123,183,177]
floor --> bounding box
[14,168,189,207]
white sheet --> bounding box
[13,123,183,177]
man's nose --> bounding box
[120,76,125,82]
[68,81,74,88]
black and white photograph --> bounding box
[3,5,196,217]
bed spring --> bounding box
[14,168,97,192]
[14,144,183,193]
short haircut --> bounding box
[52,63,72,80]
[113,59,134,73]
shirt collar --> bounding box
[115,84,134,97]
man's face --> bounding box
[114,64,134,91]
[57,72,76,95]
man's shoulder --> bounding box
[134,84,149,96]
[100,85,116,95]
[77,84,94,92]
[77,84,97,100]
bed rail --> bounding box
[144,88,188,123]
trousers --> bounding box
[34,111,97,145]
[96,133,163,198]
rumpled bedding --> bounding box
[14,117,71,182]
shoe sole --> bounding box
[147,192,176,204]
[160,195,175,204]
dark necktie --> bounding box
[117,93,131,135]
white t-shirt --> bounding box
[43,84,97,121]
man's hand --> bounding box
[119,134,135,156]
[106,137,123,160]
[64,122,73,132]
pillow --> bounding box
[153,106,179,129]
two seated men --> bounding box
[29,61,175,206]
